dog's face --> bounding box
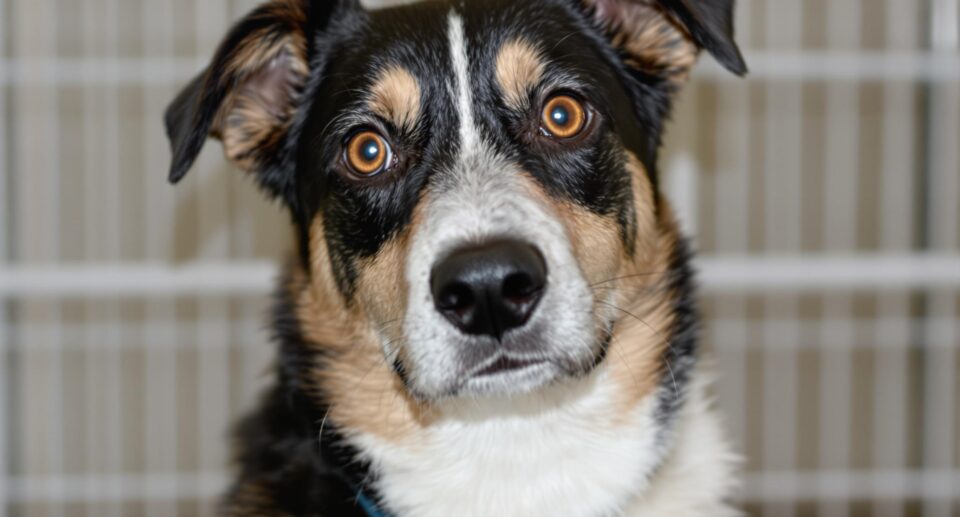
[167,0,744,401]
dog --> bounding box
[165,0,746,514]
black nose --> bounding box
[431,240,547,340]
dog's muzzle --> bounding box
[428,239,554,384]
[399,155,599,399]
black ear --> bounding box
[165,0,359,197]
[581,0,746,84]
[658,0,746,74]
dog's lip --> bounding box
[470,354,547,378]
[463,328,613,382]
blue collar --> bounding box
[356,489,391,517]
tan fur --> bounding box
[210,0,311,171]
[298,215,430,443]
[495,38,546,111]
[584,0,699,85]
[517,159,677,420]
[218,46,306,170]
[603,153,681,416]
[549,153,681,418]
[606,207,682,418]
[368,65,422,131]
[220,0,308,79]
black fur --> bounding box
[653,237,700,434]
[164,0,743,514]
[224,275,374,516]
[657,0,747,75]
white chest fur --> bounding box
[350,369,736,517]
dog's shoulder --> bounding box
[222,382,367,516]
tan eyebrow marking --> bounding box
[495,38,546,111]
[367,65,422,131]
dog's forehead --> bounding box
[337,0,604,105]
[307,0,641,170]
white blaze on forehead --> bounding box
[447,11,480,151]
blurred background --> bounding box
[0,0,958,516]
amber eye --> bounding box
[345,131,391,176]
[541,95,587,139]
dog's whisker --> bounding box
[589,284,660,296]
[662,354,681,405]
[597,301,681,403]
[597,302,670,342]
[607,331,645,396]
[317,405,333,449]
[589,270,672,288]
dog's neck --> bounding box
[341,368,735,517]
[351,368,665,517]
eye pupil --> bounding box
[542,95,586,139]
[345,130,391,176]
[361,140,381,162]
[551,106,570,126]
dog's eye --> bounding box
[345,131,391,176]
[541,95,587,140]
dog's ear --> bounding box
[165,0,359,196]
[581,0,746,85]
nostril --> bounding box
[438,282,475,316]
[502,272,542,303]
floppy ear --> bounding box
[165,0,358,197]
[581,0,746,85]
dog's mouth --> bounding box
[473,355,547,378]
[459,354,559,396]
[448,330,614,398]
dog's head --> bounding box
[166,0,744,402]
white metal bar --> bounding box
[923,3,959,516]
[14,0,66,515]
[695,50,960,82]
[739,470,960,503]
[2,320,267,352]
[873,2,923,516]
[665,154,699,239]
[932,0,960,49]
[2,472,229,504]
[0,255,958,298]
[4,469,958,505]
[142,0,180,515]
[761,1,804,513]
[0,263,277,298]
[0,0,8,512]
[712,318,958,351]
[699,255,960,293]
[79,1,124,514]
[819,1,862,514]
[194,3,232,515]
[2,51,959,86]
[711,0,752,461]
[81,1,107,512]
[0,58,204,85]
